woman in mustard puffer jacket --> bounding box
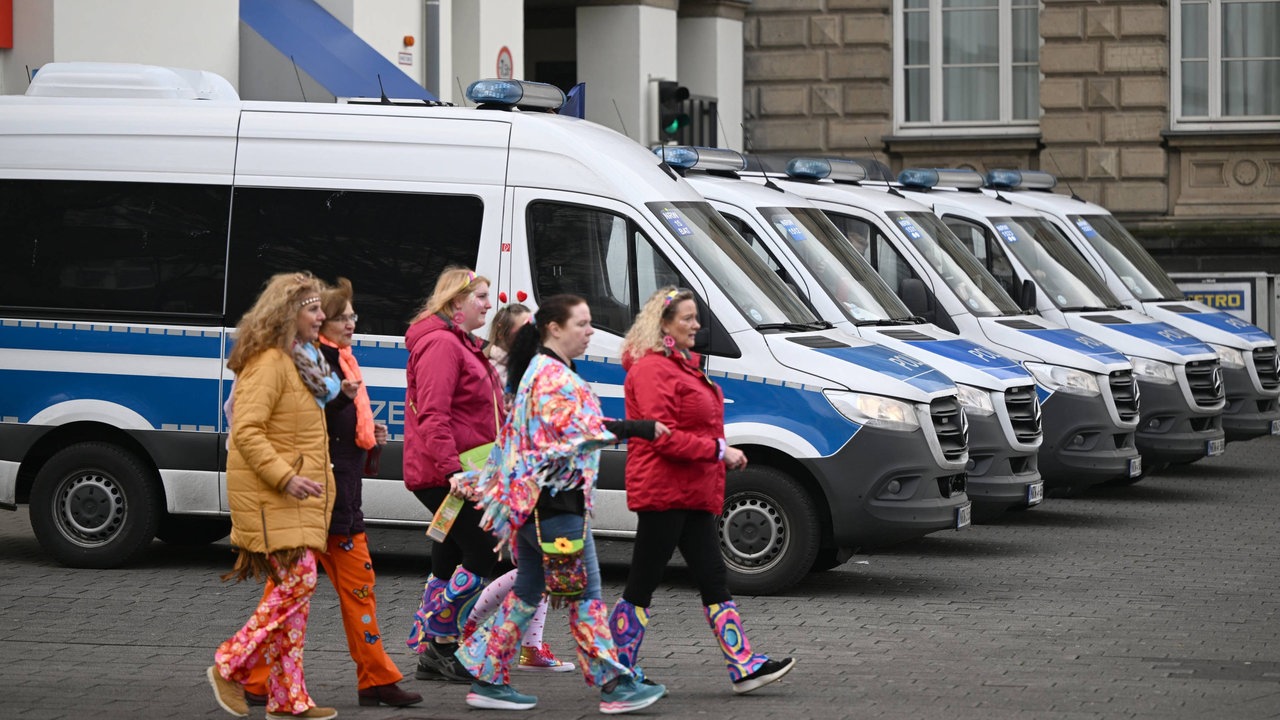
[207,272,346,720]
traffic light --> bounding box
[657,80,691,140]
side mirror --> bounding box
[900,277,930,317]
[1018,279,1038,312]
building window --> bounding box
[896,0,1041,134]
[1173,0,1280,129]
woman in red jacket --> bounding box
[403,266,504,682]
[610,287,796,695]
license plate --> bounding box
[1026,481,1044,506]
[1207,438,1225,456]
[1270,419,1280,435]
[956,503,972,529]
[1128,456,1143,478]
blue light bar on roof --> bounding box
[652,146,747,172]
[898,168,985,190]
[986,169,1058,190]
[466,79,565,110]
[786,157,867,182]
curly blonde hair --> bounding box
[620,286,696,362]
[411,266,492,324]
[227,272,327,373]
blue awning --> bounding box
[240,0,435,101]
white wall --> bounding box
[1,0,54,95]
[678,15,744,151]
[50,0,238,84]
[351,0,425,87]
[578,4,678,144]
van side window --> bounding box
[226,188,483,336]
[823,213,872,260]
[528,201,684,336]
[944,217,1017,298]
[0,179,229,320]
[824,212,920,297]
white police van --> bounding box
[667,148,1042,519]
[985,170,1280,443]
[0,63,969,594]
[890,169,1227,469]
[761,160,1142,490]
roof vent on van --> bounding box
[25,62,240,102]
[787,335,850,349]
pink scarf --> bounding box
[319,335,376,450]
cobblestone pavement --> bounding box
[2,439,1280,720]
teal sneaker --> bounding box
[599,675,665,715]
[466,681,538,710]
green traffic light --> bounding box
[662,113,691,137]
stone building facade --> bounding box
[742,0,1280,274]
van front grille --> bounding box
[1109,369,1140,422]
[1254,346,1279,390]
[1004,385,1042,443]
[930,396,968,462]
[1185,359,1225,407]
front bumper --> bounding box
[1220,365,1280,442]
[964,413,1040,513]
[1037,391,1139,487]
[1135,379,1224,464]
[801,425,969,550]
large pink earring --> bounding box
[453,312,465,326]
[662,334,676,350]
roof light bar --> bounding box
[986,169,1058,190]
[786,157,868,182]
[652,146,747,172]
[465,79,565,110]
[898,168,985,190]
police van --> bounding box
[667,148,1042,519]
[756,160,1142,490]
[984,170,1280,443]
[890,169,1227,469]
[0,63,970,594]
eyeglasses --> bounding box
[328,313,358,324]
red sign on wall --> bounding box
[0,0,14,49]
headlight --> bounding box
[1130,356,1177,385]
[1024,362,1100,396]
[823,390,921,432]
[1210,344,1246,370]
[955,384,995,416]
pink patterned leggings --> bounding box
[214,550,318,715]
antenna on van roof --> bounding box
[1046,152,1085,203]
[455,77,469,106]
[612,99,629,137]
[376,74,391,104]
[26,65,33,85]
[864,136,905,198]
[290,55,308,102]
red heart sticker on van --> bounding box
[516,290,528,302]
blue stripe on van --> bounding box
[1099,320,1214,357]
[814,345,955,394]
[576,358,860,458]
[1,370,223,429]
[1181,312,1273,343]
[1017,326,1129,363]
[900,338,1030,381]
[0,322,222,358]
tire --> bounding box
[156,514,230,546]
[718,466,820,595]
[29,442,161,568]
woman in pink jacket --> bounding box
[403,266,505,682]
[610,287,796,695]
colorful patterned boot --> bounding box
[406,576,446,653]
[608,599,650,672]
[456,591,539,686]
[424,568,485,641]
[569,598,632,687]
[704,601,768,682]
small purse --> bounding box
[534,510,589,608]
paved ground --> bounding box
[2,438,1280,720]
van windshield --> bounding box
[893,212,1021,317]
[759,206,914,324]
[647,201,821,329]
[990,215,1124,311]
[1067,214,1186,301]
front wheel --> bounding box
[718,467,820,595]
[29,442,161,568]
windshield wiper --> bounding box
[755,320,833,332]
[1058,306,1115,313]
